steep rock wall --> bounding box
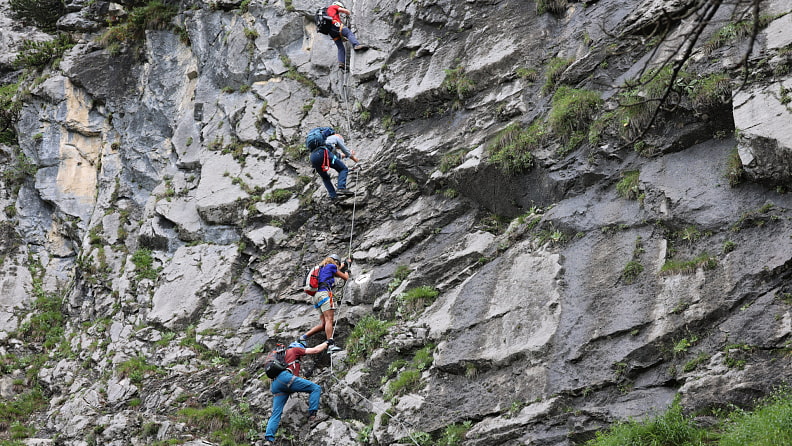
[0,0,791,445]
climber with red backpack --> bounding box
[299,254,351,351]
[306,126,356,201]
[257,340,331,446]
[314,1,369,69]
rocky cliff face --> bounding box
[1,0,791,444]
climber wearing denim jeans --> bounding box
[325,1,369,69]
[310,146,350,200]
[260,341,330,445]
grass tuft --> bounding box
[486,121,547,174]
[345,315,394,365]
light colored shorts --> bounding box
[312,290,335,313]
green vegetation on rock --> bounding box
[345,315,394,365]
[9,0,65,31]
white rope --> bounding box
[315,366,422,446]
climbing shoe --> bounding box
[336,188,353,196]
[353,44,369,51]
[299,334,308,342]
[338,62,346,69]
[327,339,341,352]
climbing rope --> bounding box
[339,6,354,136]
[326,372,423,446]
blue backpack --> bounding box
[305,127,335,151]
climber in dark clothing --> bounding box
[325,1,369,69]
[259,340,330,446]
[310,142,352,200]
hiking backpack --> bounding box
[305,126,335,151]
[314,8,333,35]
[263,344,288,378]
[303,264,322,296]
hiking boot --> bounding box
[336,188,353,196]
[353,44,369,51]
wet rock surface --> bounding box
[0,0,791,444]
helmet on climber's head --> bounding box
[329,253,341,263]
[333,1,346,8]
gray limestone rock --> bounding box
[734,77,792,186]
[148,244,239,329]
[3,0,792,444]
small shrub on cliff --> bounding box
[442,63,475,100]
[542,56,574,94]
[20,256,64,352]
[548,86,603,155]
[702,14,777,56]
[345,315,394,365]
[9,0,65,32]
[398,286,439,317]
[385,369,421,400]
[439,148,469,173]
[516,67,539,82]
[0,83,22,146]
[1,151,37,194]
[116,355,161,384]
[131,248,159,280]
[388,265,412,292]
[438,421,473,446]
[13,34,74,70]
[660,253,717,275]
[622,260,644,284]
[100,1,178,48]
[536,0,568,15]
[178,404,256,443]
[688,72,731,110]
[725,147,744,187]
[616,171,640,200]
[486,121,547,174]
[264,188,292,204]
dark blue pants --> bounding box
[264,371,321,441]
[310,148,348,198]
[328,26,361,63]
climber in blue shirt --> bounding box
[298,254,350,351]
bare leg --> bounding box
[304,313,327,338]
[323,309,335,340]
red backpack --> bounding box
[303,265,322,296]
